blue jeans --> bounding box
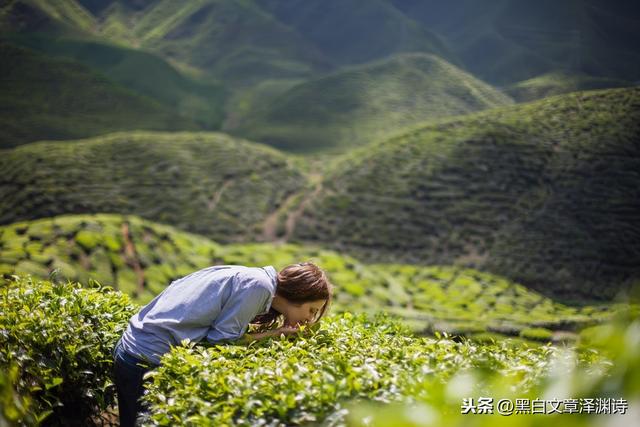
[112,339,158,427]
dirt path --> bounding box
[121,221,145,296]
[282,180,323,241]
[261,173,324,243]
[207,179,233,211]
[261,190,302,241]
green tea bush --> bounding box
[141,313,579,426]
[0,274,138,425]
[1,363,33,425]
[519,327,554,342]
[347,310,639,427]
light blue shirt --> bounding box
[120,265,278,364]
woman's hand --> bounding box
[276,325,301,336]
[241,325,302,343]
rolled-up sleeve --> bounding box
[206,284,272,343]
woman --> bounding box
[112,262,333,426]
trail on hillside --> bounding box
[207,179,234,211]
[261,190,302,241]
[262,173,323,243]
[283,179,323,242]
[121,221,145,296]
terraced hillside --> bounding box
[8,0,638,89]
[62,0,331,85]
[4,1,640,96]
[2,33,226,130]
[0,41,199,148]
[291,87,640,301]
[233,53,514,152]
[61,0,453,83]
[0,0,454,91]
[0,131,306,241]
[0,214,626,342]
[0,214,222,302]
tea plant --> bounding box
[140,312,603,426]
[347,309,640,427]
[1,363,33,425]
[0,130,305,242]
[1,214,626,343]
[0,273,625,426]
[0,274,138,425]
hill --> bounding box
[4,0,640,90]
[0,0,96,37]
[74,0,456,82]
[0,213,625,341]
[232,53,514,152]
[0,131,306,240]
[505,71,633,102]
[254,0,453,66]
[77,0,332,85]
[290,87,640,301]
[2,33,227,130]
[391,0,640,85]
[1,0,330,84]
[0,41,200,148]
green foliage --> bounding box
[74,230,101,251]
[0,41,200,148]
[0,364,34,426]
[395,1,640,85]
[234,53,513,152]
[519,327,554,342]
[94,0,326,85]
[505,71,632,103]
[140,312,580,426]
[221,245,624,340]
[1,214,630,342]
[293,87,640,301]
[2,33,227,131]
[0,274,138,425]
[0,214,225,303]
[0,273,631,426]
[0,131,306,242]
[346,310,640,427]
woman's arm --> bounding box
[239,325,301,344]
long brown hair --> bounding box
[250,262,333,331]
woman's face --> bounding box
[283,299,326,327]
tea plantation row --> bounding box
[0,214,627,343]
[3,274,636,426]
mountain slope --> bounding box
[0,41,199,148]
[0,0,96,37]
[255,0,454,66]
[5,0,640,89]
[505,71,633,102]
[291,87,640,301]
[2,33,226,129]
[0,213,621,340]
[0,131,307,241]
[1,0,331,85]
[390,0,640,84]
[81,0,458,81]
[233,53,514,152]
[89,0,332,85]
